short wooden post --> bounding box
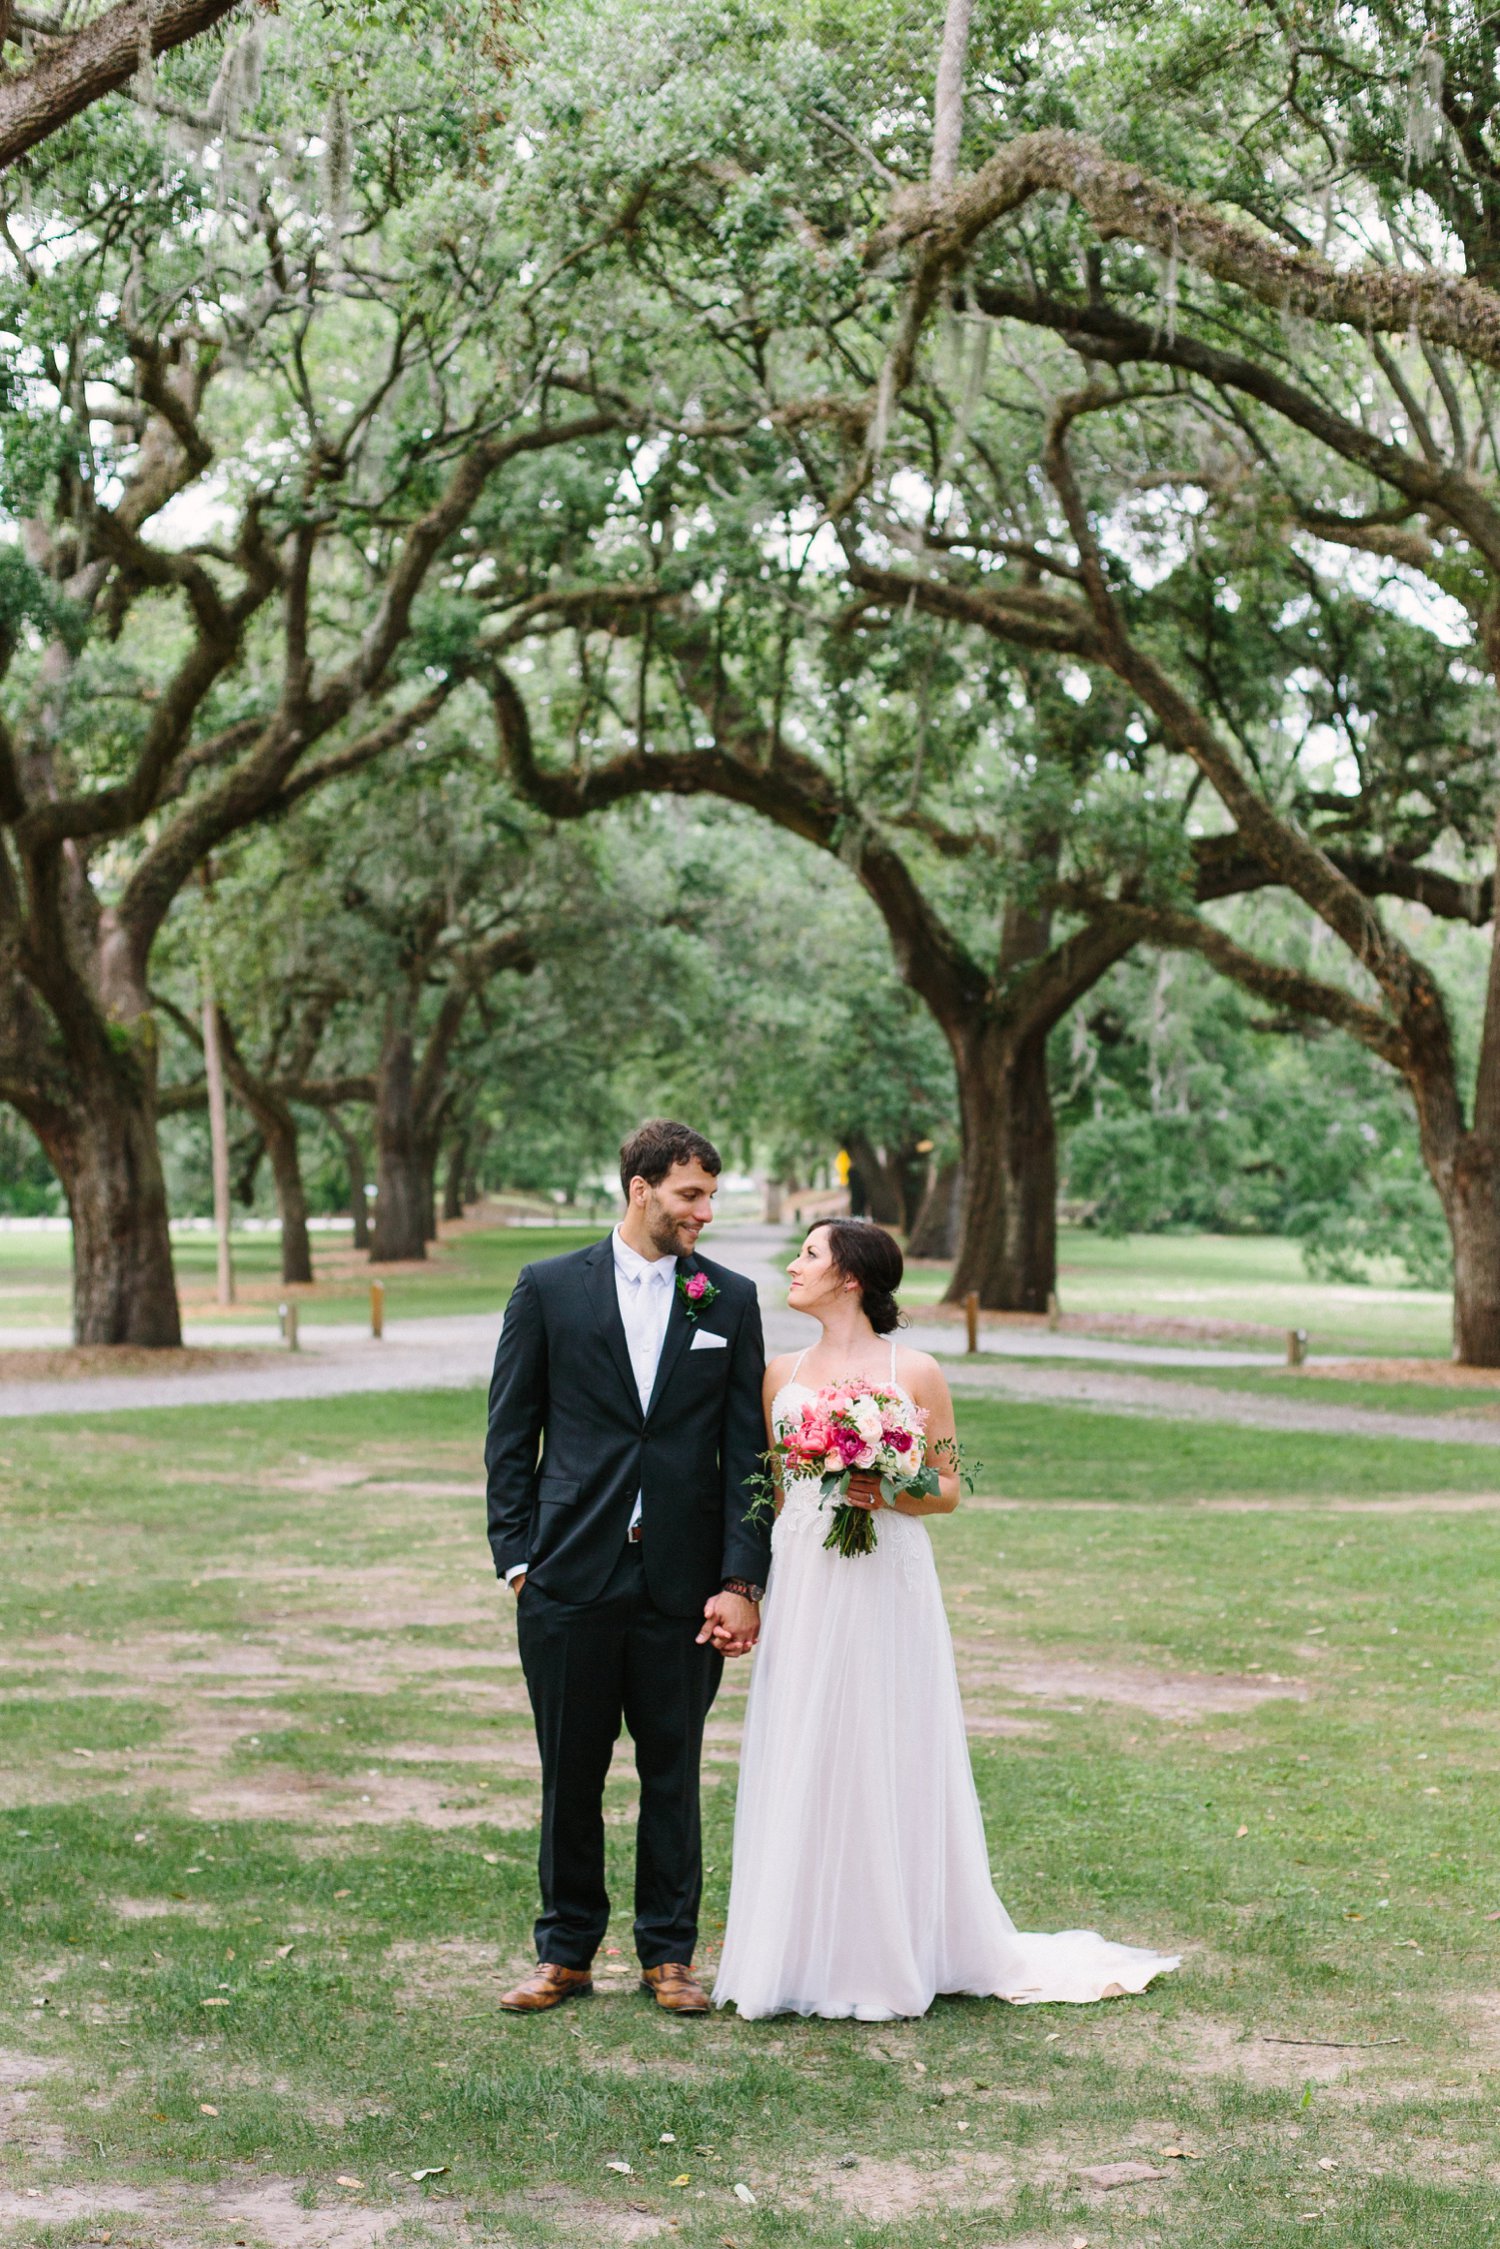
[370,1280,385,1339]
[1046,1289,1060,1331]
[1286,1327,1307,1367]
[964,1290,979,1354]
[282,1302,299,1352]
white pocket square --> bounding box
[689,1328,728,1351]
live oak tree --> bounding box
[0,3,638,1341]
[490,595,1287,1307]
[0,0,246,171]
[483,0,1289,1308]
[552,0,1500,1348]
[801,1,1500,1354]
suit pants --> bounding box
[516,1542,724,1969]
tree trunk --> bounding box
[214,1020,312,1286]
[371,1025,427,1262]
[893,1139,931,1233]
[421,1133,440,1243]
[845,1130,905,1227]
[38,1076,182,1346]
[462,1124,489,1208]
[442,1128,469,1224]
[1449,1149,1500,1363]
[908,1158,961,1260]
[944,1020,1056,1311]
[262,1109,313,1285]
[323,1111,369,1249]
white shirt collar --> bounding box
[612,1226,676,1286]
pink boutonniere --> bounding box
[677,1270,719,1321]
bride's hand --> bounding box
[843,1472,884,1511]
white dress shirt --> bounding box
[506,1228,676,1585]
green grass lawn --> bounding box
[906,1230,1455,1358]
[0,1219,601,1333]
[10,1218,1459,1362]
[3,1389,1500,2246]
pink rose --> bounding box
[854,1442,877,1469]
[835,1429,864,1464]
[886,1426,913,1453]
[685,1272,707,1300]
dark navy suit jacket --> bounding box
[484,1237,770,1616]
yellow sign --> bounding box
[835,1147,851,1186]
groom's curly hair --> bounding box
[620,1119,723,1199]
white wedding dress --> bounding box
[713,1343,1180,2021]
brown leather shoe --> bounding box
[499,1962,593,2013]
[640,1962,711,2014]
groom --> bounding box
[485,1119,770,2015]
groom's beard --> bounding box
[646,1207,699,1259]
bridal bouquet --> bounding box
[761,1378,943,1558]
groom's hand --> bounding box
[698,1590,758,1657]
[509,1574,527,1597]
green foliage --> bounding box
[1058,945,1452,1286]
[0,1110,64,1216]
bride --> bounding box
[713,1217,1179,2022]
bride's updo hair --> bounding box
[810,1218,906,1336]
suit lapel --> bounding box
[646,1255,695,1420]
[584,1240,641,1416]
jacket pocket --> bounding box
[536,1475,581,1508]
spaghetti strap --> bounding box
[889,1335,899,1383]
[790,1344,811,1384]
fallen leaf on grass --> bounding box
[1235,1824,1249,1838]
[333,1888,351,1900]
[411,2166,447,2182]
[199,2103,219,2116]
[1076,2162,1169,2188]
[605,2160,633,2175]
[660,2132,676,2143]
[1317,2158,1338,2171]
[335,2176,363,2189]
[200,1997,230,2007]
[1160,2145,1200,2160]
[1392,1939,1423,1952]
[733,2183,756,2205]
[482,1852,499,1865]
[671,2174,691,2186]
[275,1944,294,1959]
